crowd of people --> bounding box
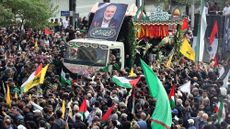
[0,22,229,129]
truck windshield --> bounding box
[65,42,108,66]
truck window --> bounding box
[65,42,108,66]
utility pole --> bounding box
[69,0,76,29]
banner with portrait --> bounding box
[87,3,128,41]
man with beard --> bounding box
[92,5,118,29]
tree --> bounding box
[2,0,57,29]
[0,4,13,26]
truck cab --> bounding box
[63,38,125,76]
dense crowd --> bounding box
[0,24,229,129]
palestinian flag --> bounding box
[215,100,226,123]
[112,76,141,88]
[168,85,176,108]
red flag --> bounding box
[129,76,141,87]
[181,18,189,30]
[102,104,115,121]
[44,27,52,35]
[209,20,218,45]
[79,98,87,112]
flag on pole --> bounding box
[102,104,115,122]
[218,64,230,88]
[112,76,132,88]
[215,100,226,123]
[21,64,42,93]
[21,64,48,94]
[209,20,218,44]
[129,76,141,87]
[180,38,195,61]
[39,64,49,83]
[61,100,66,119]
[140,59,172,129]
[195,0,207,62]
[168,85,176,108]
[15,92,18,100]
[5,84,11,107]
[202,20,218,63]
[178,81,191,94]
[134,5,146,21]
[79,98,87,113]
[181,18,189,30]
[166,50,174,68]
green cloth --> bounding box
[140,59,172,129]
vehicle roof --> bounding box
[69,38,124,47]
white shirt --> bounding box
[63,19,69,29]
[223,6,230,16]
[101,20,110,28]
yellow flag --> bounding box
[6,84,11,107]
[61,100,66,119]
[15,92,18,100]
[21,64,49,94]
[39,64,49,84]
[166,51,174,68]
[28,94,32,101]
[180,38,195,61]
[35,41,38,49]
[129,67,136,77]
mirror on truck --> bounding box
[109,49,121,70]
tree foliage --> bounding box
[0,4,13,26]
[0,0,57,29]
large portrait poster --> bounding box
[87,3,128,41]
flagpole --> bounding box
[191,0,195,30]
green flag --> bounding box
[140,59,172,129]
[99,64,109,72]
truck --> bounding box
[63,38,125,77]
